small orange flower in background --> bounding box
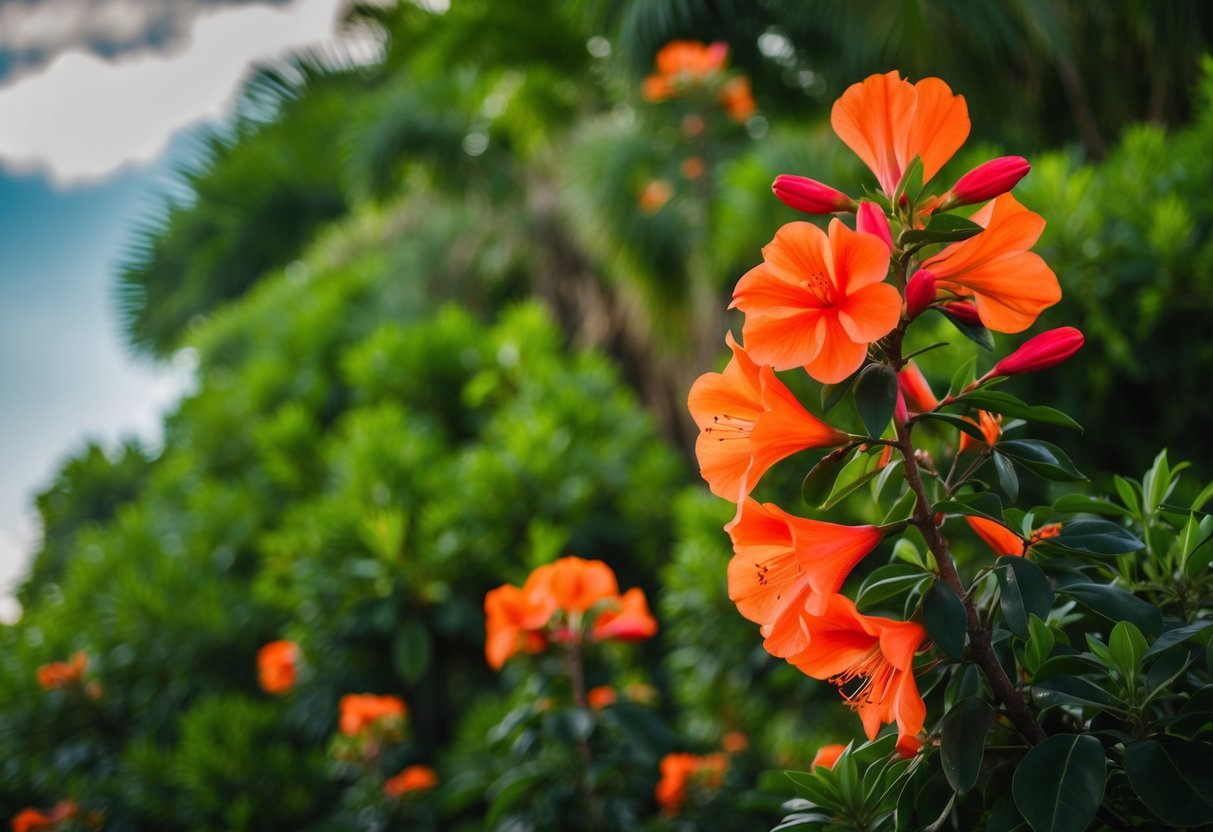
[257,640,298,695]
[11,801,80,832]
[721,731,748,753]
[641,40,729,102]
[339,693,407,737]
[484,557,657,669]
[958,409,1002,454]
[732,219,901,384]
[717,75,756,122]
[655,752,728,814]
[967,516,1062,558]
[726,498,883,657]
[638,179,673,214]
[810,743,847,771]
[687,333,849,503]
[587,685,617,709]
[830,71,970,198]
[680,156,705,180]
[923,193,1060,333]
[785,594,926,756]
[383,764,438,797]
[36,652,87,691]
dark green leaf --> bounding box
[1050,494,1129,517]
[1142,620,1213,662]
[822,370,860,413]
[900,213,985,245]
[802,446,857,508]
[994,452,1019,501]
[786,770,842,811]
[857,564,933,611]
[937,307,995,351]
[958,390,1082,431]
[392,618,432,684]
[1031,676,1127,712]
[996,555,1052,638]
[854,363,898,438]
[914,411,990,441]
[1124,740,1213,826]
[823,446,890,509]
[1058,583,1164,636]
[934,491,1004,522]
[985,796,1029,832]
[1050,518,1143,556]
[998,440,1086,482]
[1012,735,1106,832]
[923,580,967,661]
[939,698,995,794]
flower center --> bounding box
[704,413,755,442]
[829,644,897,709]
[800,270,834,306]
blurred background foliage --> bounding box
[6,0,1213,828]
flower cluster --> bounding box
[641,40,755,122]
[339,693,408,738]
[383,764,438,798]
[689,70,1082,755]
[10,800,99,832]
[36,651,101,701]
[256,639,299,695]
[483,556,657,670]
[654,751,727,814]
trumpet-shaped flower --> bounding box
[967,516,1062,558]
[339,693,407,737]
[529,556,619,614]
[786,594,926,755]
[923,194,1060,333]
[897,362,938,413]
[830,71,970,197]
[484,583,552,669]
[958,410,1002,454]
[726,498,882,656]
[687,333,849,502]
[655,752,728,814]
[591,587,658,641]
[732,219,901,384]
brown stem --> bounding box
[565,637,603,827]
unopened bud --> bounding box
[897,362,938,413]
[894,390,908,423]
[944,156,1030,208]
[939,300,982,327]
[990,327,1085,377]
[772,174,855,214]
[904,269,936,319]
[857,201,893,252]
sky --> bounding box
[0,0,367,620]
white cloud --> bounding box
[0,521,35,624]
[0,0,365,187]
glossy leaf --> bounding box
[1012,734,1106,832]
[822,447,890,509]
[802,446,857,508]
[857,564,932,611]
[1124,739,1213,826]
[1107,620,1147,679]
[997,440,1086,482]
[900,213,984,246]
[854,363,899,439]
[958,390,1082,431]
[994,451,1019,501]
[996,555,1052,638]
[1031,676,1127,712]
[1050,494,1129,517]
[1142,620,1213,662]
[913,411,990,441]
[934,491,1004,522]
[1049,518,1144,556]
[923,580,967,661]
[939,698,995,794]
[1058,583,1164,636]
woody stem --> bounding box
[565,636,603,826]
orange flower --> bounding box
[810,743,847,771]
[339,693,407,737]
[655,752,728,814]
[11,801,77,832]
[732,219,901,383]
[529,556,620,614]
[967,516,1061,558]
[722,731,748,753]
[587,685,617,709]
[897,362,938,413]
[687,333,848,502]
[922,194,1060,333]
[591,587,658,641]
[957,409,1002,453]
[642,41,730,101]
[830,71,970,198]
[256,640,298,695]
[638,179,673,214]
[36,651,87,691]
[484,582,553,670]
[727,498,883,657]
[785,594,926,755]
[718,75,756,121]
[681,156,705,180]
[384,764,438,797]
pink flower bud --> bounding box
[990,327,1085,377]
[946,156,1030,207]
[894,390,908,423]
[903,269,936,319]
[772,174,855,215]
[856,201,893,252]
[939,300,982,327]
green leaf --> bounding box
[822,370,859,413]
[857,564,933,611]
[934,491,1004,522]
[913,411,990,441]
[1124,740,1213,826]
[994,452,1019,501]
[1142,620,1213,662]
[998,440,1086,482]
[949,354,978,396]
[1048,518,1144,556]
[1108,620,1147,680]
[995,555,1052,638]
[823,447,890,509]
[1058,583,1164,636]
[1050,494,1129,517]
[881,488,919,525]
[786,770,843,812]
[1012,735,1106,832]
[922,580,967,661]
[1023,614,1056,674]
[1031,676,1127,712]
[893,154,924,207]
[936,307,995,351]
[1113,475,1141,516]
[939,698,995,794]
[854,363,898,438]
[392,618,432,684]
[802,446,858,508]
[1142,449,1171,516]
[893,538,925,568]
[900,213,984,246]
[957,390,1082,431]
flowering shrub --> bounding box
[690,70,1213,831]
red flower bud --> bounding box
[990,327,1085,377]
[903,269,936,319]
[939,300,982,327]
[945,156,1030,207]
[894,390,908,423]
[772,174,855,215]
[897,363,938,413]
[856,201,893,252]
